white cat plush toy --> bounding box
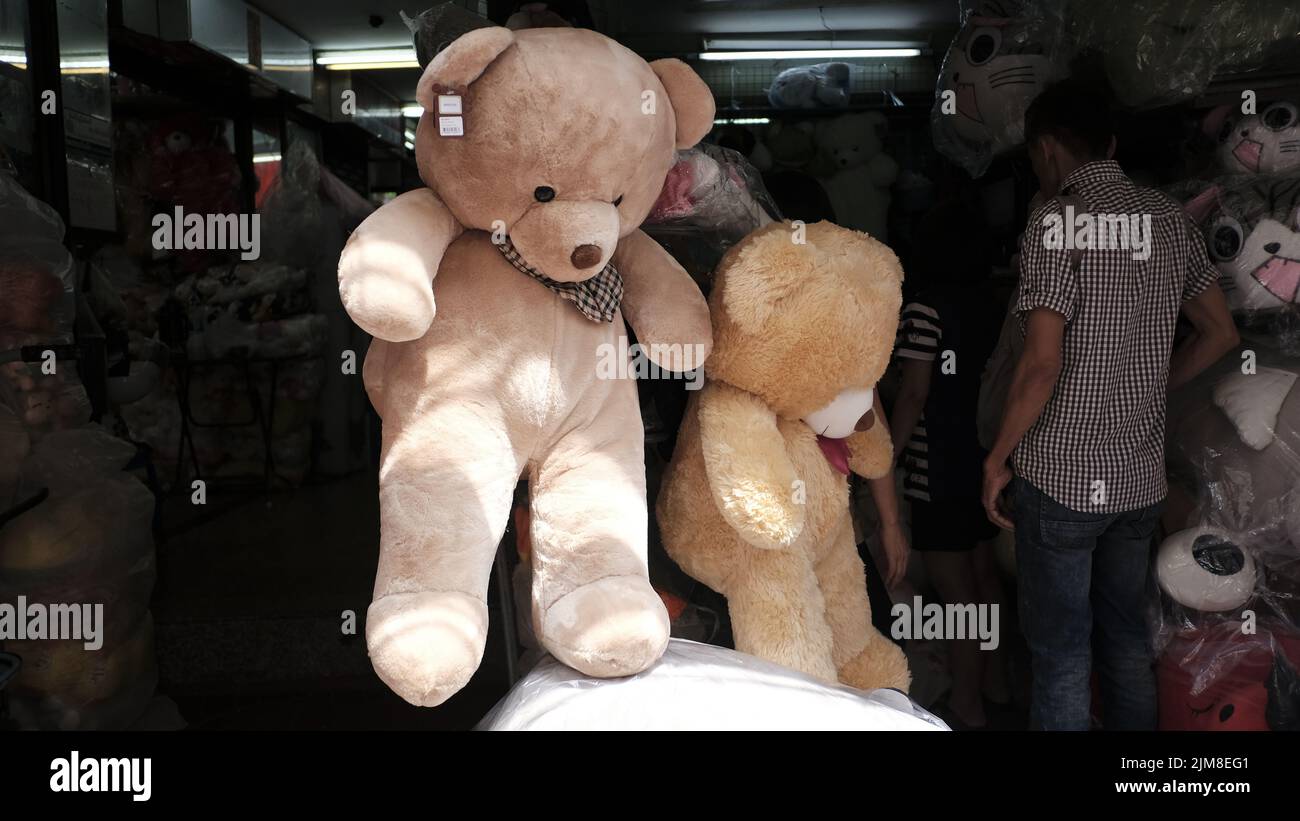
[1183,175,1300,316]
[1207,101,1300,176]
[930,0,1069,177]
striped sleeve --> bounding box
[896,301,942,361]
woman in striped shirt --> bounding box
[889,201,1009,729]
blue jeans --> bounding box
[1013,478,1161,731]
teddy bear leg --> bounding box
[529,415,669,679]
[727,547,839,683]
[817,513,911,693]
[366,407,522,707]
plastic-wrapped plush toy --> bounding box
[1181,175,1300,341]
[930,0,1069,177]
[815,112,898,239]
[768,62,851,109]
[657,221,910,692]
[1204,100,1300,176]
[1160,342,1300,648]
[1071,0,1300,110]
[643,143,777,284]
[1157,620,1300,731]
[337,26,715,708]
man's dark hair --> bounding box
[1023,79,1113,160]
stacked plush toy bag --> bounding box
[1156,170,1300,730]
[0,174,161,729]
[1153,95,1300,728]
[112,138,334,488]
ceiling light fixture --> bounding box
[698,48,921,61]
[315,48,419,70]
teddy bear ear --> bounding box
[650,59,716,148]
[415,27,516,110]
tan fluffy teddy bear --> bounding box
[337,27,715,707]
[658,220,911,692]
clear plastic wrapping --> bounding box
[1158,340,1300,708]
[1156,618,1300,730]
[768,62,852,109]
[930,0,1071,177]
[477,638,948,731]
[5,612,158,731]
[1,439,158,729]
[643,143,777,285]
[1071,0,1300,110]
[0,173,90,437]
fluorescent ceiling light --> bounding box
[715,117,771,125]
[315,48,419,70]
[0,49,26,68]
[253,152,282,164]
[704,37,924,51]
[698,48,921,61]
[401,104,424,118]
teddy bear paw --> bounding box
[539,576,670,679]
[366,591,488,707]
[837,638,912,694]
[337,266,436,342]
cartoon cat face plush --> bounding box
[1209,100,1300,175]
[930,0,1068,176]
[1184,175,1300,315]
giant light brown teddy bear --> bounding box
[658,220,911,692]
[337,26,715,707]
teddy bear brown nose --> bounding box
[571,244,603,269]
[855,408,876,432]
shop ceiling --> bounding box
[248,0,956,100]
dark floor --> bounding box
[152,472,516,730]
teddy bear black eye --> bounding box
[613,194,624,207]
[534,186,556,202]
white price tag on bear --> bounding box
[437,94,464,137]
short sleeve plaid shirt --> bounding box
[1013,160,1219,513]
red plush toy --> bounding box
[1158,622,1300,731]
[145,114,241,216]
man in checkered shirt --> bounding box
[981,81,1240,730]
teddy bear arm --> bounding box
[613,230,712,372]
[698,383,806,550]
[338,188,463,342]
[846,420,893,480]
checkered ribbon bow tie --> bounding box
[496,237,623,323]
